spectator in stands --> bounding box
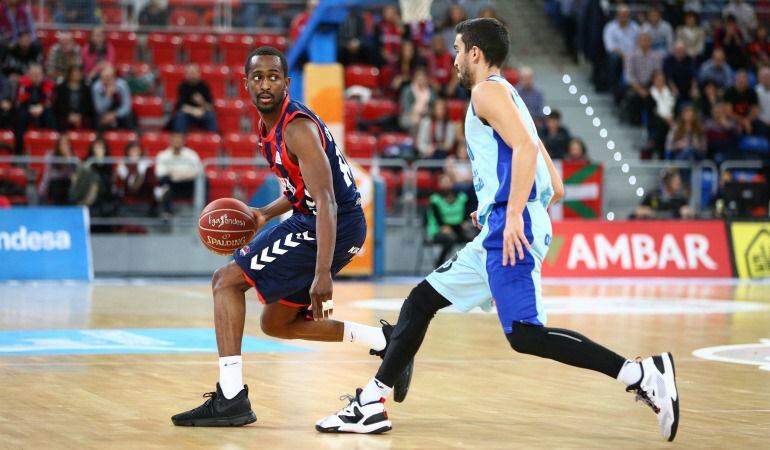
[477,5,498,20]
[440,4,467,56]
[337,7,371,66]
[692,79,720,118]
[389,40,425,94]
[427,34,453,96]
[154,132,202,217]
[625,32,664,125]
[747,26,770,69]
[46,31,82,81]
[54,64,95,131]
[14,63,55,154]
[648,71,676,157]
[289,0,318,43]
[92,64,134,131]
[3,31,43,78]
[699,48,733,89]
[516,66,545,124]
[665,104,707,160]
[82,26,115,82]
[642,7,674,53]
[676,10,705,60]
[38,134,78,205]
[55,0,96,25]
[416,98,456,160]
[705,100,741,161]
[634,168,694,219]
[138,0,168,26]
[71,137,118,225]
[0,72,12,128]
[399,66,435,135]
[116,141,156,214]
[603,4,639,96]
[715,15,748,69]
[725,69,763,135]
[376,4,405,67]
[539,110,571,160]
[756,67,770,127]
[564,138,589,163]
[663,40,697,102]
[723,0,757,39]
[172,64,217,133]
[0,0,36,44]
[444,143,475,210]
[426,173,472,267]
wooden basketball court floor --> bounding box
[1,277,769,449]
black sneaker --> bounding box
[171,383,257,427]
[369,319,413,403]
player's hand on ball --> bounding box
[310,272,334,320]
[470,211,481,230]
[502,211,532,266]
[250,208,267,231]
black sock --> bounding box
[376,280,451,386]
[506,322,627,379]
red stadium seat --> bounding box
[447,99,467,121]
[344,99,361,132]
[103,131,139,157]
[140,132,170,157]
[101,6,123,25]
[345,64,380,90]
[222,133,259,159]
[0,130,15,147]
[221,34,255,68]
[344,132,377,159]
[200,65,231,99]
[158,64,186,100]
[503,67,519,86]
[206,168,237,201]
[0,137,13,168]
[361,98,398,122]
[24,130,59,157]
[117,63,152,78]
[30,5,50,23]
[147,33,182,65]
[36,29,55,48]
[377,132,410,154]
[186,132,221,160]
[70,29,89,47]
[378,168,402,209]
[237,169,270,198]
[215,99,247,134]
[170,9,200,27]
[0,167,29,204]
[132,95,165,129]
[107,31,137,65]
[67,130,97,159]
[184,34,217,65]
[254,34,287,52]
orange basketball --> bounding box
[198,198,257,255]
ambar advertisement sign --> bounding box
[730,221,770,279]
[543,220,732,277]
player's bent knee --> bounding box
[506,322,544,354]
[260,317,291,339]
[403,280,446,320]
[212,263,250,295]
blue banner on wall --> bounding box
[0,207,92,280]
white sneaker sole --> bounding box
[660,352,680,441]
[315,421,392,434]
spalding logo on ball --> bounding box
[198,198,256,255]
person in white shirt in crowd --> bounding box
[755,66,770,127]
[723,0,758,40]
[154,132,202,217]
[676,10,706,60]
[642,7,674,53]
[603,3,639,96]
[648,70,676,158]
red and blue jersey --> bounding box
[257,96,360,215]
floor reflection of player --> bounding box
[172,47,409,427]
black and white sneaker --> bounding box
[369,319,413,403]
[171,383,257,427]
[626,353,679,441]
[315,388,392,434]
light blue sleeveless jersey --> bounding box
[464,75,554,226]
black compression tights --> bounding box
[376,280,451,386]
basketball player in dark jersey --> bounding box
[172,47,411,427]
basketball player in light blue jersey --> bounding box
[317,18,679,441]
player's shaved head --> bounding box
[244,46,288,77]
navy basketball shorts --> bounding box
[233,209,366,307]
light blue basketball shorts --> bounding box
[426,202,552,334]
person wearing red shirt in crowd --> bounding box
[376,5,405,67]
[747,26,770,69]
[427,34,453,95]
[289,0,318,43]
[725,69,764,135]
[15,63,56,154]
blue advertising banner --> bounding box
[0,207,92,280]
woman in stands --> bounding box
[38,134,78,205]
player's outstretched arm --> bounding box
[538,139,564,207]
[283,117,338,320]
[472,81,538,266]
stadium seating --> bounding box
[131,95,165,129]
[186,132,222,160]
[102,131,139,157]
[377,132,410,155]
[221,34,255,68]
[24,130,59,157]
[170,9,200,27]
[140,132,171,157]
[184,34,217,65]
[200,65,231,99]
[0,167,29,204]
[147,33,182,65]
[206,168,237,201]
[345,65,380,90]
[237,169,270,199]
[222,133,259,159]
[101,6,123,25]
[344,132,377,159]
[214,99,247,134]
[344,99,361,132]
[68,131,98,159]
[107,31,138,65]
[254,34,287,53]
[447,99,467,121]
[158,64,186,100]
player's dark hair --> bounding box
[454,18,509,68]
[244,46,288,77]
